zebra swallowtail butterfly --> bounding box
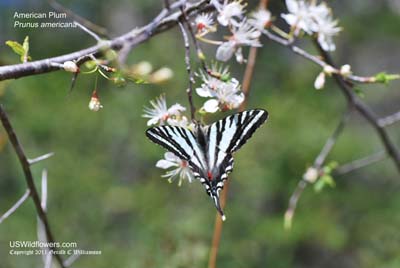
[146,109,268,220]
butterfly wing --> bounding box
[146,125,207,175]
[203,109,268,218]
[206,109,268,177]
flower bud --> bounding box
[323,65,335,75]
[88,90,103,112]
[314,72,326,90]
[149,67,174,84]
[63,61,79,73]
[132,61,153,76]
[340,64,352,76]
[303,167,319,183]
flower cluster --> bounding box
[142,95,195,184]
[281,0,341,51]
[193,0,271,63]
[142,94,188,127]
[196,63,245,113]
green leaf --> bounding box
[374,72,400,84]
[314,175,335,193]
[5,41,25,56]
[21,36,31,62]
[5,36,31,62]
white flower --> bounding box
[248,8,272,30]
[281,0,316,34]
[196,62,231,93]
[200,78,245,113]
[314,12,341,51]
[314,72,325,90]
[282,0,341,51]
[194,13,215,34]
[156,152,194,186]
[216,20,261,62]
[142,95,186,126]
[212,0,245,26]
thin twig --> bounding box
[0,105,65,268]
[63,252,81,267]
[74,21,102,42]
[284,179,307,230]
[28,152,54,165]
[39,169,51,267]
[314,109,351,168]
[334,151,387,175]
[314,41,400,173]
[284,110,350,229]
[378,110,400,127]
[48,0,109,37]
[0,189,30,224]
[178,21,196,121]
[261,29,380,84]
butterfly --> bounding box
[146,109,268,220]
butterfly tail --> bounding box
[211,191,226,221]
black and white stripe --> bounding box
[146,109,268,219]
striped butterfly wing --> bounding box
[205,109,269,192]
[145,125,206,175]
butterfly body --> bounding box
[146,109,268,220]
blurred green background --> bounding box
[1,0,400,267]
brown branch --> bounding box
[0,0,212,81]
[334,151,387,175]
[0,105,65,268]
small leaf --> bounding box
[5,41,25,56]
[322,161,338,175]
[374,72,400,84]
[22,36,29,55]
[5,36,31,62]
[314,175,335,193]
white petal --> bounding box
[147,117,159,126]
[235,47,244,63]
[168,103,186,115]
[216,42,236,62]
[156,159,177,169]
[203,99,220,113]
[314,72,325,90]
[164,152,179,161]
[196,86,213,97]
[285,0,299,13]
